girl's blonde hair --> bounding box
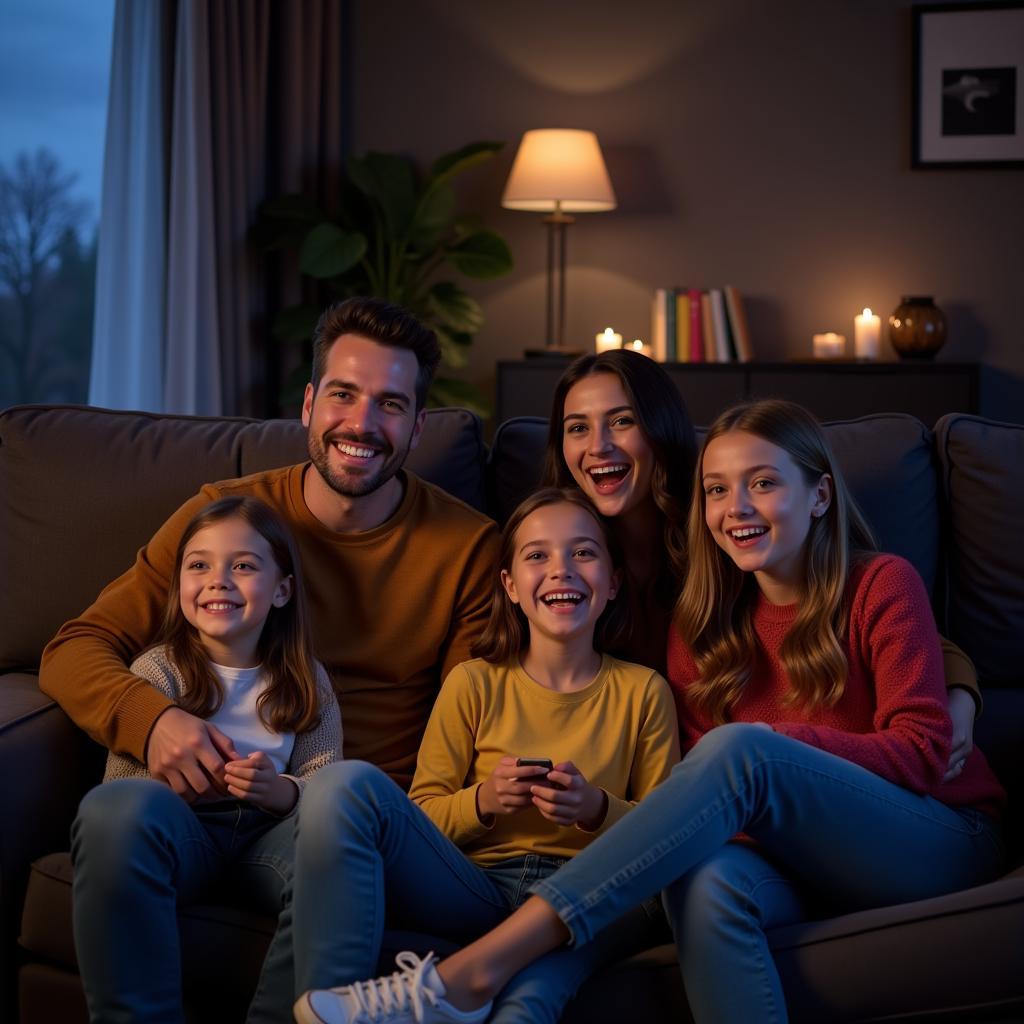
[675,400,876,724]
[471,488,628,664]
[158,496,322,734]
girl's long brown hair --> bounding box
[540,350,697,599]
[157,497,322,734]
[471,488,629,664]
[675,400,877,724]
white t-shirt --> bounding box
[208,662,296,774]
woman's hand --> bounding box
[944,687,976,781]
[530,761,607,830]
[476,756,547,823]
[224,751,297,815]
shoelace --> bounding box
[347,951,440,1023]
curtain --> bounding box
[89,0,346,417]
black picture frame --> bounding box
[912,2,1024,168]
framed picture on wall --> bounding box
[912,2,1024,168]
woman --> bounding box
[541,349,978,770]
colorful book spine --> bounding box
[675,290,690,363]
[651,289,668,362]
[709,288,733,362]
[724,285,753,362]
[688,289,704,362]
[701,292,716,362]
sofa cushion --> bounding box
[486,416,547,525]
[0,404,485,673]
[487,415,939,592]
[934,414,1024,691]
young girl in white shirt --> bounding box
[72,496,341,1023]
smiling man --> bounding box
[40,297,499,1023]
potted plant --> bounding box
[254,141,513,414]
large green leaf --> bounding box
[447,230,514,279]
[410,183,456,253]
[428,282,483,334]
[347,152,417,239]
[428,141,503,187]
[299,224,366,279]
[271,304,322,343]
[433,323,471,369]
[428,375,492,418]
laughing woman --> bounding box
[540,348,980,774]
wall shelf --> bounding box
[497,360,979,427]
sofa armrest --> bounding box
[0,673,103,1013]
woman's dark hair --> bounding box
[471,487,629,664]
[158,496,322,734]
[540,349,698,593]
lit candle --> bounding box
[812,332,846,359]
[854,307,880,360]
[595,327,622,354]
[628,338,651,358]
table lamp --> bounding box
[502,129,616,355]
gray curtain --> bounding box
[90,0,346,417]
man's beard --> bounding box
[307,429,411,498]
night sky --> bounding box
[0,0,115,230]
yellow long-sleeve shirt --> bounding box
[40,465,499,788]
[409,656,681,864]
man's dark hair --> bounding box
[310,298,442,410]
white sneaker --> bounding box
[293,951,493,1024]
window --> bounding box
[0,0,114,407]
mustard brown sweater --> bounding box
[40,465,499,788]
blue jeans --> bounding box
[531,723,1004,1024]
[71,779,294,1024]
[248,760,665,1024]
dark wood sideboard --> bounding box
[496,360,979,428]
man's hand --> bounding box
[476,755,549,823]
[224,751,298,815]
[530,761,607,830]
[145,706,240,801]
[944,687,976,782]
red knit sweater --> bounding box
[667,555,1005,818]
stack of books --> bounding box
[650,286,753,363]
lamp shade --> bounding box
[501,129,616,213]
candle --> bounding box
[812,332,846,359]
[595,327,622,354]
[854,307,880,360]
[628,338,651,358]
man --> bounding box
[40,297,499,1022]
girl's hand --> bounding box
[224,751,298,816]
[476,756,548,823]
[531,761,608,830]
[944,687,976,781]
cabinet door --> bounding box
[748,367,976,426]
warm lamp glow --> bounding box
[502,129,616,213]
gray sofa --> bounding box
[2,403,1023,1023]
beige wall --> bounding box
[350,0,1024,421]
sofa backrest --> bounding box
[0,404,486,673]
[488,413,941,594]
[934,413,1024,852]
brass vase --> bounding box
[888,296,947,360]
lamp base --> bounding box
[524,345,586,358]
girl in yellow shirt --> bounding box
[293,487,679,1024]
